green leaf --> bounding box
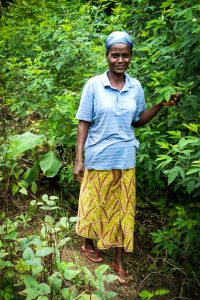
[23,275,39,289]
[25,161,40,184]
[56,237,71,248]
[156,141,169,149]
[42,194,48,202]
[30,200,37,206]
[63,269,81,280]
[0,260,14,267]
[0,251,8,258]
[32,264,44,276]
[45,215,55,224]
[167,170,179,184]
[12,184,19,195]
[82,266,92,277]
[31,181,37,194]
[10,132,44,157]
[59,217,68,227]
[139,290,154,299]
[56,60,65,71]
[19,187,28,195]
[61,288,71,299]
[106,291,118,298]
[154,236,162,243]
[186,168,200,175]
[26,257,41,266]
[156,155,173,168]
[105,274,118,283]
[69,216,79,223]
[48,275,62,292]
[26,257,41,267]
[183,123,199,133]
[49,195,59,200]
[39,151,62,177]
[39,283,51,295]
[187,180,196,194]
[164,89,172,101]
[20,236,42,250]
[160,1,174,8]
[178,168,185,179]
[36,247,54,257]
[95,264,109,276]
[167,130,181,138]
[155,289,170,296]
[40,205,60,211]
[178,138,191,150]
[22,247,35,260]
[23,288,39,300]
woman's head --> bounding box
[106,31,133,75]
[106,31,133,54]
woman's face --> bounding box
[106,43,132,75]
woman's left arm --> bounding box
[133,93,180,128]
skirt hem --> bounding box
[76,230,134,253]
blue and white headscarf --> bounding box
[106,31,133,51]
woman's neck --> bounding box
[107,71,125,90]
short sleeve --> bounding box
[76,79,94,122]
[133,84,146,122]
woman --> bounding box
[74,31,179,284]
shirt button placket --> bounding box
[116,91,119,110]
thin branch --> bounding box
[137,271,161,293]
[137,182,160,212]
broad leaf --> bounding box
[23,275,39,289]
[10,132,44,156]
[62,288,71,299]
[39,283,51,295]
[22,247,35,260]
[39,151,62,177]
[63,269,81,280]
[36,247,54,257]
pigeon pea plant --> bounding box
[156,123,200,198]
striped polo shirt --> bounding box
[76,71,146,170]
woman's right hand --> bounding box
[74,160,85,183]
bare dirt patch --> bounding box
[62,237,182,300]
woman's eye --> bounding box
[111,54,129,59]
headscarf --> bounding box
[106,31,133,52]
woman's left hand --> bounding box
[161,93,180,107]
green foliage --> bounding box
[1,0,199,200]
[9,132,44,157]
[139,288,170,300]
[0,0,200,296]
[0,195,117,299]
[151,205,200,260]
[1,132,63,197]
[39,151,62,177]
[156,124,200,198]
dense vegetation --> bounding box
[0,0,199,299]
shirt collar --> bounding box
[102,71,135,91]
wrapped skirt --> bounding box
[76,168,136,252]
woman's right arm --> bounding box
[74,120,90,183]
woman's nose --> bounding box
[118,55,123,62]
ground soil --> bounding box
[62,236,197,300]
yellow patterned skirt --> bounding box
[76,168,136,252]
